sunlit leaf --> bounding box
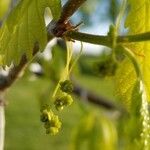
[70,112,117,150]
[115,0,150,109]
[0,0,61,65]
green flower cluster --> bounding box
[40,107,61,135]
[54,94,73,111]
[54,80,73,111]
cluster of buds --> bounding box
[54,93,73,111]
[54,80,73,111]
[60,80,73,93]
[40,107,61,135]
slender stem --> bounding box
[69,42,83,74]
[66,41,72,76]
[52,41,73,99]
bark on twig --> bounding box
[59,0,87,23]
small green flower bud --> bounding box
[40,108,62,135]
[54,94,73,111]
[61,94,73,106]
[60,80,73,93]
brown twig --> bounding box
[48,0,86,38]
[74,85,116,109]
[59,0,87,23]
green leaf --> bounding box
[0,0,61,65]
[115,0,150,108]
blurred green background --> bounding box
[5,74,116,150]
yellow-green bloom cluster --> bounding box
[54,80,73,111]
[40,108,61,135]
[54,93,73,111]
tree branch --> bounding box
[48,23,150,48]
[47,0,150,47]
[59,0,87,23]
[73,83,120,110]
[68,77,126,115]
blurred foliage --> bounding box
[5,75,118,150]
[70,110,117,150]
